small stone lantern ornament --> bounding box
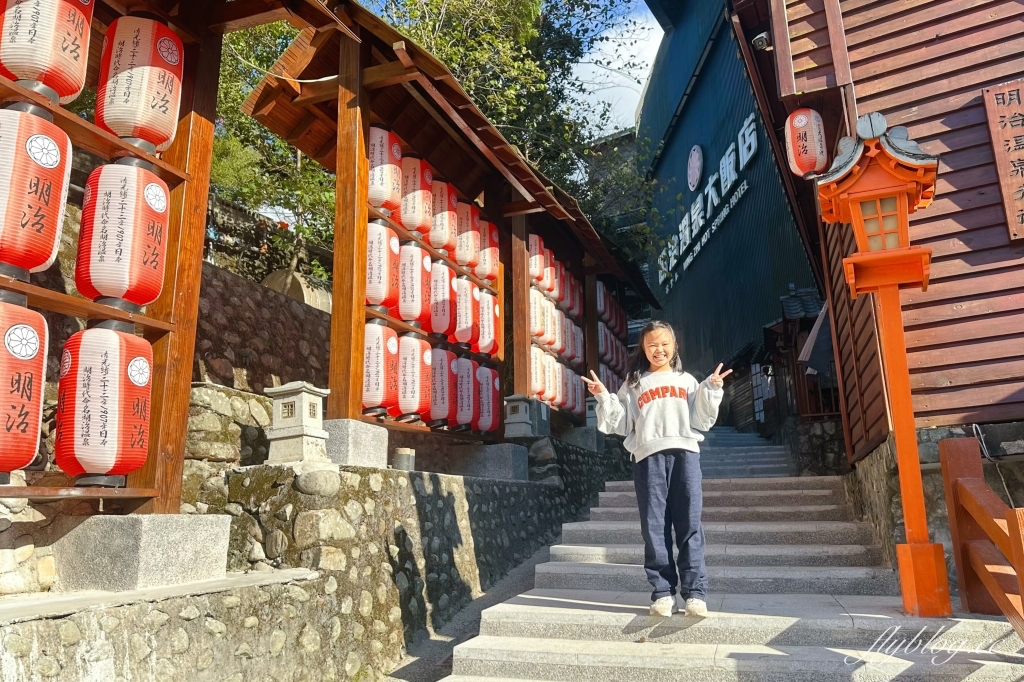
[817,112,948,618]
[264,382,331,464]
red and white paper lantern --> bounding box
[540,297,554,347]
[455,355,479,428]
[399,240,432,329]
[368,125,401,212]
[541,353,556,403]
[362,318,399,415]
[552,361,565,408]
[530,345,545,399]
[785,108,828,179]
[555,261,568,307]
[430,260,457,337]
[77,164,168,305]
[474,365,499,433]
[0,0,95,103]
[54,328,152,477]
[573,376,586,417]
[528,234,544,283]
[541,248,555,295]
[96,17,183,151]
[397,332,431,421]
[550,307,565,355]
[475,220,499,281]
[366,219,400,310]
[0,109,71,272]
[561,317,575,363]
[400,154,432,235]
[430,177,458,253]
[596,280,608,322]
[0,302,47,474]
[455,199,480,268]
[563,368,576,414]
[452,276,479,347]
[573,322,584,367]
[570,279,583,319]
[429,346,458,427]
[529,287,544,339]
[475,289,499,357]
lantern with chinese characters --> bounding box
[400,153,432,234]
[474,365,500,433]
[561,317,576,363]
[548,258,562,302]
[540,297,555,347]
[453,355,479,431]
[475,289,500,357]
[430,259,457,338]
[0,299,47,481]
[0,109,71,274]
[563,368,576,414]
[785,108,828,179]
[475,220,499,281]
[528,234,544,282]
[428,344,457,428]
[598,322,609,361]
[529,287,545,339]
[541,248,555,295]
[362,314,399,417]
[574,376,586,417]
[0,0,95,104]
[396,331,431,422]
[430,177,458,253]
[555,261,568,307]
[366,219,400,310]
[456,199,480,268]
[542,353,556,404]
[368,125,401,212]
[570,279,584,319]
[559,271,573,312]
[77,162,168,307]
[399,241,432,329]
[573,323,584,367]
[54,326,152,485]
[96,17,184,152]
[530,345,546,399]
[552,361,565,408]
[452,276,479,348]
[596,280,608,322]
[550,307,565,355]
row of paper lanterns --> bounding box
[368,124,499,280]
[0,9,184,483]
[529,346,586,417]
[362,321,500,432]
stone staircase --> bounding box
[441,427,1024,680]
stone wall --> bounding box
[844,425,1024,594]
[773,416,848,475]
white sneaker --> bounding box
[684,598,708,617]
[649,596,675,617]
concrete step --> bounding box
[534,562,900,595]
[700,446,792,455]
[599,488,843,509]
[561,520,875,545]
[549,543,883,566]
[476,590,1020,651]
[589,503,853,522]
[604,476,846,493]
[701,466,799,478]
[449,636,1024,681]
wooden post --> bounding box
[510,214,531,397]
[876,283,951,616]
[939,438,1002,614]
[128,33,222,513]
[584,258,599,379]
[327,29,370,420]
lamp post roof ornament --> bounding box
[816,112,939,225]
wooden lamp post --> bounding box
[815,112,950,617]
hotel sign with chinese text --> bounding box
[984,78,1024,241]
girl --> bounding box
[581,320,730,618]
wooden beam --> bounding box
[127,31,222,513]
[292,76,339,107]
[327,27,370,420]
[767,0,796,98]
[392,40,415,68]
[285,113,317,143]
[584,258,600,379]
[364,61,420,90]
[510,214,532,397]
[822,0,852,88]
[207,0,288,33]
[503,200,544,217]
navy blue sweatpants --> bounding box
[633,449,707,601]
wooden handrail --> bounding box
[940,437,1024,642]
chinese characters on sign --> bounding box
[984,78,1024,240]
[657,112,759,293]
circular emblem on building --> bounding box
[60,349,72,378]
[793,113,809,128]
[391,142,402,160]
[450,193,458,209]
[450,359,458,374]
[423,349,431,366]
[386,337,398,354]
[5,324,39,360]
[127,357,151,387]
[423,169,433,186]
[144,183,167,212]
[26,134,60,169]
[389,236,400,254]
[687,145,703,192]
[157,37,180,66]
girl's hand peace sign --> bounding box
[708,363,733,388]
[580,371,607,396]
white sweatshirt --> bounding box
[594,370,723,462]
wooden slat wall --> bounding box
[837,0,1024,427]
[787,0,838,94]
[825,219,889,460]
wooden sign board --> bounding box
[984,78,1024,241]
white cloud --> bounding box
[573,5,664,136]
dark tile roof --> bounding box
[780,284,823,320]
